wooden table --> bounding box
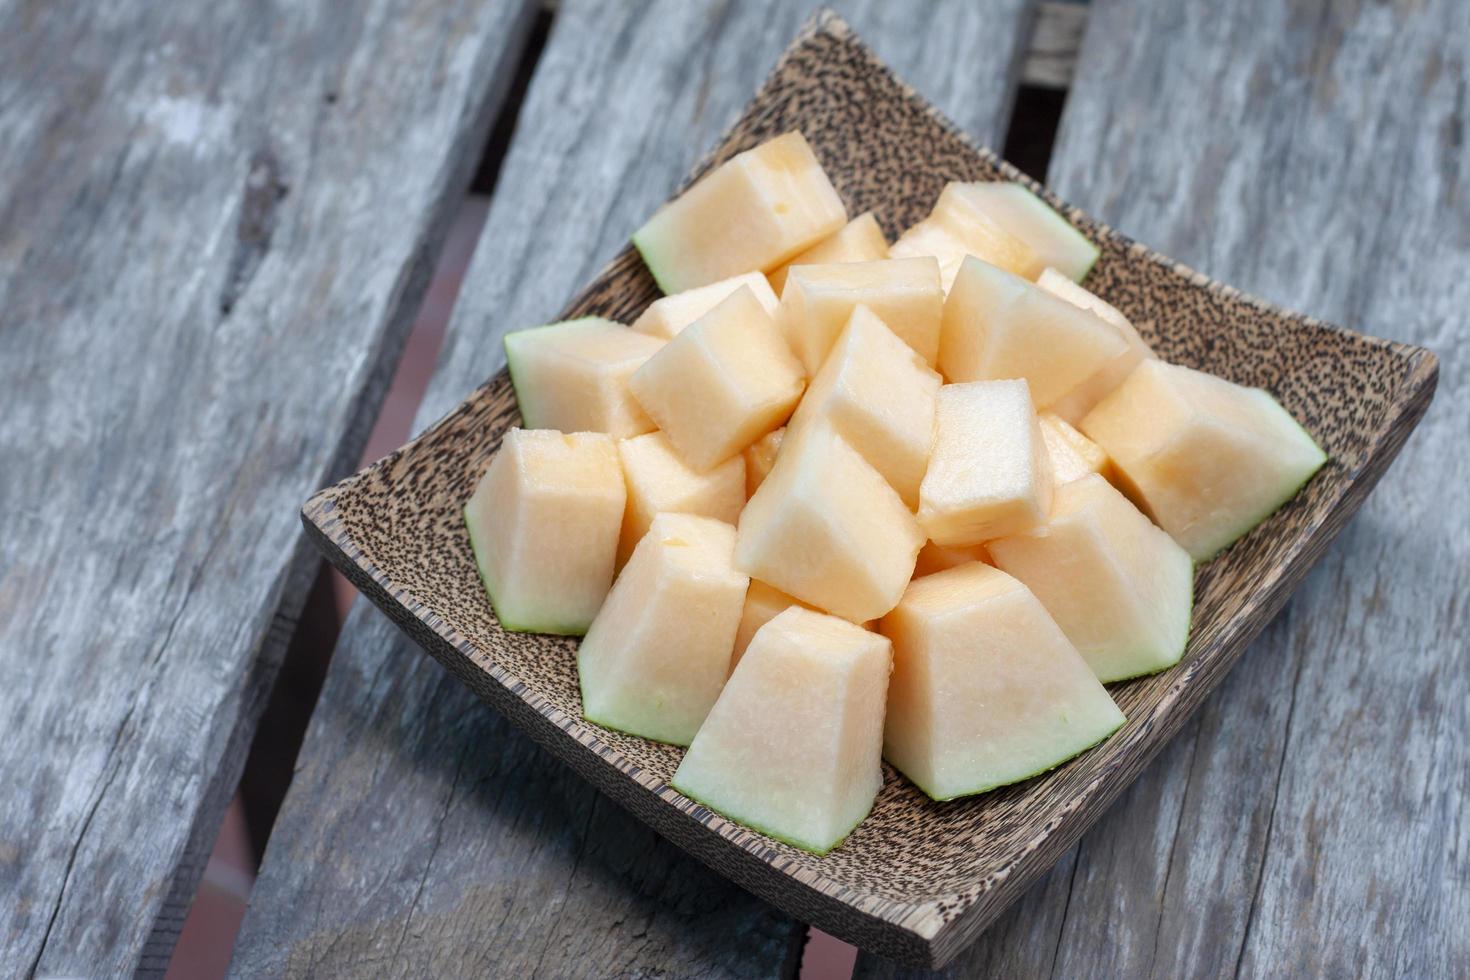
[2,1,1463,976]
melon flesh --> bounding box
[731,579,811,670]
[891,182,1043,291]
[768,211,889,294]
[742,427,784,497]
[616,431,745,567]
[951,183,1100,282]
[1039,411,1112,485]
[879,562,1125,800]
[779,258,945,372]
[736,424,924,623]
[786,305,941,508]
[631,272,779,340]
[919,380,1053,546]
[464,428,625,634]
[578,513,747,745]
[988,474,1194,682]
[912,541,990,577]
[940,258,1128,410]
[673,607,891,853]
[628,286,805,471]
[1037,268,1156,423]
[504,318,665,437]
[1080,360,1328,560]
[632,131,847,293]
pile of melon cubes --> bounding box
[464,132,1327,854]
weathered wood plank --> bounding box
[231,0,1034,974]
[0,1,538,975]
[858,0,1469,975]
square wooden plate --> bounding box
[301,11,1437,968]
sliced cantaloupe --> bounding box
[951,183,1099,282]
[464,428,625,635]
[673,606,891,854]
[616,431,745,567]
[1037,268,1157,423]
[628,286,805,471]
[879,562,1125,801]
[742,427,784,498]
[918,380,1053,547]
[731,579,812,671]
[779,258,944,373]
[736,424,924,623]
[939,258,1128,411]
[631,272,779,341]
[768,211,889,294]
[632,131,847,293]
[912,541,990,577]
[1039,411,1113,485]
[891,182,1044,291]
[786,306,941,508]
[504,317,665,437]
[1081,359,1328,560]
[578,513,747,745]
[988,474,1194,682]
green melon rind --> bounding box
[1094,572,1196,684]
[503,327,546,429]
[631,226,680,295]
[991,184,1101,282]
[579,699,694,749]
[463,504,590,636]
[669,775,874,856]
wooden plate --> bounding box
[300,12,1437,968]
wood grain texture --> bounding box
[857,0,1469,975]
[0,1,537,975]
[231,3,1036,976]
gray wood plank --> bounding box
[231,0,1034,975]
[0,1,538,975]
[857,0,1469,976]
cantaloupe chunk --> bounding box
[464,428,625,634]
[768,211,889,294]
[616,431,745,567]
[736,424,924,623]
[628,286,805,471]
[939,258,1128,410]
[631,272,779,340]
[919,380,1053,546]
[632,131,847,293]
[912,541,990,577]
[952,183,1100,282]
[1081,360,1328,560]
[731,579,811,670]
[1039,411,1112,485]
[786,306,941,508]
[891,182,1044,291]
[988,474,1194,682]
[673,607,891,853]
[1037,268,1157,422]
[879,563,1125,800]
[742,427,784,497]
[504,318,665,437]
[578,513,747,745]
[779,258,944,372]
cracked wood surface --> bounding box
[228,1,1035,975]
[0,1,538,974]
[856,0,1468,976]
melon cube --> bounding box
[951,183,1100,282]
[1039,411,1113,485]
[504,318,664,437]
[890,182,1043,291]
[940,258,1128,410]
[736,424,924,623]
[628,286,805,471]
[631,272,779,340]
[912,541,990,577]
[1037,268,1157,422]
[742,427,784,498]
[779,258,944,373]
[578,513,747,745]
[1081,360,1328,560]
[616,431,745,567]
[673,607,891,854]
[632,131,847,293]
[988,474,1194,682]
[731,579,812,670]
[918,380,1053,546]
[464,428,625,634]
[767,211,889,294]
[786,305,941,508]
